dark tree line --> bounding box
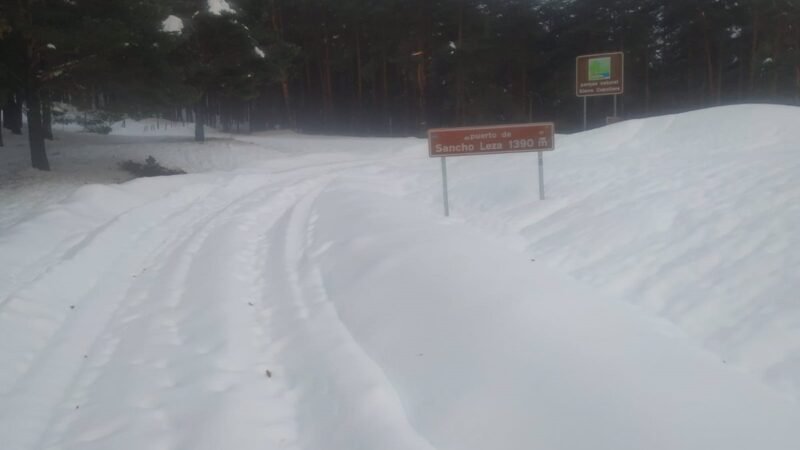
[1,0,799,170]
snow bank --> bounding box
[440,104,800,399]
[306,185,800,450]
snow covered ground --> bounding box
[1,105,800,449]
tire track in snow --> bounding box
[262,180,437,450]
[0,176,284,450]
[39,176,322,450]
[38,179,288,449]
[0,157,388,450]
[0,181,219,311]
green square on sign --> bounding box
[588,57,612,81]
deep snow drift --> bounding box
[1,105,800,450]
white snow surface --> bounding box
[2,105,800,449]
[207,0,234,16]
[161,15,184,34]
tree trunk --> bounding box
[643,49,651,113]
[281,78,293,128]
[797,28,800,105]
[796,64,800,105]
[700,11,715,104]
[26,83,50,171]
[324,35,334,117]
[270,0,282,37]
[4,95,23,135]
[246,102,252,133]
[370,61,378,108]
[356,29,363,109]
[737,51,745,100]
[416,54,426,127]
[402,67,410,132]
[194,96,206,142]
[771,72,778,98]
[220,101,231,133]
[520,64,528,121]
[382,49,390,131]
[455,0,465,125]
[415,3,431,130]
[42,93,54,140]
[20,0,49,170]
[0,110,4,147]
[748,7,760,95]
[687,45,694,105]
[770,21,784,99]
[716,50,723,104]
[304,58,312,120]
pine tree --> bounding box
[165,0,268,141]
[3,0,176,169]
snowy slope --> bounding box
[438,105,800,398]
[1,105,800,449]
[309,186,800,450]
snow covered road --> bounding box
[3,106,800,449]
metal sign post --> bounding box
[576,52,624,128]
[429,123,555,216]
[537,151,545,200]
[583,97,588,130]
[441,157,450,217]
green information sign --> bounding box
[588,57,612,81]
[576,52,624,97]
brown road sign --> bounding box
[428,123,555,158]
[576,52,624,97]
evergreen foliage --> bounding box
[1,0,799,168]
